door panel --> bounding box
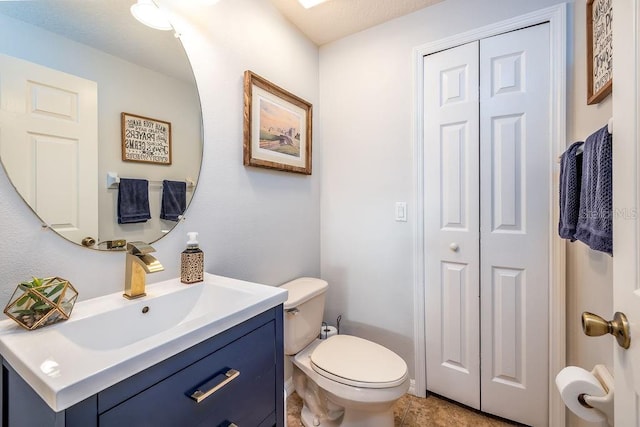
[440,261,470,372]
[479,23,550,426]
[441,123,468,229]
[490,267,525,387]
[34,135,80,229]
[29,80,79,120]
[490,114,524,232]
[424,41,480,409]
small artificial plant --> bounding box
[4,276,78,330]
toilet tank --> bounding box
[280,278,328,355]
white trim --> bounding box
[285,376,295,397]
[411,4,567,426]
[612,0,640,422]
[408,378,416,396]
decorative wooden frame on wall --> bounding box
[587,0,612,105]
[121,112,172,165]
[243,70,312,175]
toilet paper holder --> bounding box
[556,364,614,426]
[580,365,614,425]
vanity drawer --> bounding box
[99,321,276,427]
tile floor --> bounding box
[287,392,521,427]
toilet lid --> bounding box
[310,335,408,389]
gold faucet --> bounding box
[124,241,164,299]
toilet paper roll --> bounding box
[319,325,338,339]
[555,366,607,423]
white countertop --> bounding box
[0,273,287,412]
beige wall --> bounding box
[566,1,613,425]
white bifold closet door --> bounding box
[424,23,550,427]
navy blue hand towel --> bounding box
[117,178,151,224]
[160,180,186,221]
[574,125,613,255]
[558,141,583,240]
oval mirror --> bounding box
[0,0,203,250]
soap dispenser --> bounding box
[181,232,204,284]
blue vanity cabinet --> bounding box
[1,305,284,427]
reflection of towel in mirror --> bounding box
[574,125,612,255]
[117,178,151,224]
[558,141,583,241]
[160,180,186,221]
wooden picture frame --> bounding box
[243,70,312,175]
[121,112,172,165]
[586,0,612,105]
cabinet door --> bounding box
[99,322,276,427]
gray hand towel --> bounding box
[558,141,583,240]
[117,178,151,224]
[574,125,612,255]
[160,180,186,221]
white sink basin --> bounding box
[64,279,256,350]
[0,273,287,412]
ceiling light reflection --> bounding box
[130,0,173,31]
[298,0,330,9]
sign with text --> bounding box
[121,112,172,165]
[587,0,612,104]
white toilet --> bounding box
[281,278,409,427]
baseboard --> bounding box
[408,378,416,396]
[285,376,295,397]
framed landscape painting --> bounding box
[243,70,312,175]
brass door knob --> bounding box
[81,237,96,247]
[582,311,631,349]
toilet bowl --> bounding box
[281,278,409,427]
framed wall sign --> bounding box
[121,112,172,165]
[243,70,312,175]
[587,0,612,105]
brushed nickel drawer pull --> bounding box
[190,369,240,403]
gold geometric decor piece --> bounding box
[4,277,78,330]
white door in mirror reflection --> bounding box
[0,53,98,243]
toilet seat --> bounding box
[310,335,408,389]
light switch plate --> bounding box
[395,202,407,222]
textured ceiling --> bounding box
[269,0,445,45]
[0,0,445,79]
[0,0,193,83]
